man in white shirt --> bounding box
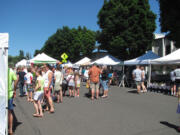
[132,65,142,94]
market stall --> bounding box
[15,59,29,67]
[91,55,122,65]
[123,51,160,87]
[30,53,59,64]
[74,57,91,66]
[148,49,180,93]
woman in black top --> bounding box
[101,66,109,98]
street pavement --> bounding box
[13,84,179,135]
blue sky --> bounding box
[0,0,160,56]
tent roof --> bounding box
[151,49,180,64]
[91,55,122,65]
[124,51,160,65]
[0,33,9,48]
[74,57,91,65]
[16,59,28,67]
[30,53,58,64]
[61,61,73,67]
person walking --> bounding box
[44,64,54,113]
[141,66,147,93]
[132,65,142,94]
[170,68,176,96]
[67,68,75,97]
[25,68,33,102]
[88,63,101,100]
[101,65,109,98]
[17,67,26,97]
[74,71,81,97]
[8,67,18,135]
[54,66,63,103]
[174,66,180,131]
[33,69,44,117]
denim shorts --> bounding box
[8,98,14,110]
[27,84,33,92]
[102,80,108,91]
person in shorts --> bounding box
[141,66,147,93]
[88,63,102,100]
[54,66,63,103]
[44,64,54,113]
[170,68,176,96]
[132,65,142,94]
[67,68,75,97]
[25,68,33,102]
[33,69,44,117]
[8,68,18,135]
[74,71,81,97]
[101,65,109,98]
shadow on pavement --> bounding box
[12,110,22,132]
[127,90,139,94]
[160,121,180,133]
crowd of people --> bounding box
[8,63,113,135]
[8,63,180,134]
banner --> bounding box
[0,33,8,135]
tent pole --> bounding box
[148,64,152,88]
[122,65,125,87]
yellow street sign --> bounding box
[61,53,68,63]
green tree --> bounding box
[19,50,25,60]
[26,52,31,59]
[97,0,156,60]
[158,0,180,48]
[38,26,96,62]
[34,49,42,56]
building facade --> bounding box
[152,34,176,57]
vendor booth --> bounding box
[30,53,58,64]
[124,51,160,65]
[91,55,122,65]
[148,49,180,94]
[74,57,91,66]
[123,51,160,87]
[15,59,29,67]
[0,33,8,135]
[151,49,180,65]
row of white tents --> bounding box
[16,48,180,67]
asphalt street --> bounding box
[13,84,179,135]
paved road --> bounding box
[13,84,179,135]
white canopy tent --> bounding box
[74,57,91,66]
[91,55,122,66]
[30,53,59,64]
[151,49,180,64]
[124,51,160,65]
[0,33,8,135]
[15,59,29,67]
[61,61,73,68]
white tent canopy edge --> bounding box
[0,33,9,135]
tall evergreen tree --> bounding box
[158,0,180,48]
[97,0,156,60]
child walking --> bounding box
[74,71,81,97]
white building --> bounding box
[152,34,176,57]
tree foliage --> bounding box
[158,0,180,48]
[35,26,96,62]
[97,0,156,60]
[8,50,26,66]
